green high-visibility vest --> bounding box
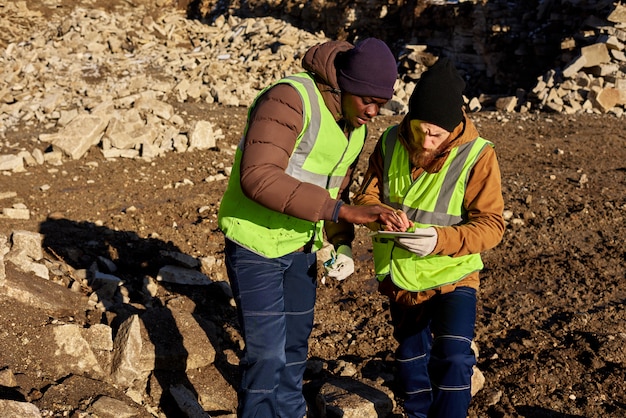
[218,73,366,258]
[372,125,493,291]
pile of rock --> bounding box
[1,0,626,176]
[0,226,235,417]
[499,6,626,115]
[0,2,414,173]
[205,0,626,117]
[394,2,626,115]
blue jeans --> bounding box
[225,239,317,418]
[390,286,477,418]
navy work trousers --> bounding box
[225,239,317,418]
[390,286,477,418]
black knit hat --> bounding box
[408,57,465,132]
[336,38,398,100]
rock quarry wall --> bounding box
[193,0,624,97]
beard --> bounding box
[408,140,450,169]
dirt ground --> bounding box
[3,103,626,417]
[2,1,626,417]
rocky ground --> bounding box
[1,1,626,418]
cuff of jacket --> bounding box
[331,200,344,223]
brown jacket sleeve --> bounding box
[239,83,343,223]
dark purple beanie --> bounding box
[408,57,466,132]
[336,38,398,100]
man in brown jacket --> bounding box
[353,57,505,417]
[218,38,405,417]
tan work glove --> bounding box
[395,227,438,257]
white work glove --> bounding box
[395,227,438,257]
[323,245,354,282]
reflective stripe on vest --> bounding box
[372,125,492,291]
[218,73,366,258]
[282,75,349,192]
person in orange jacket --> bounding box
[353,57,505,418]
